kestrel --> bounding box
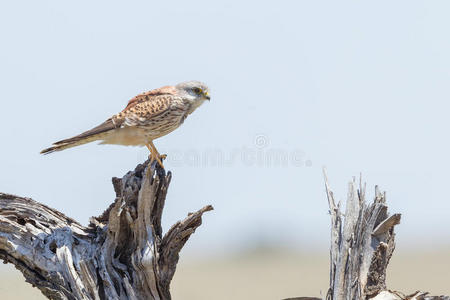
[40,81,210,168]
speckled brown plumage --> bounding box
[41,81,210,167]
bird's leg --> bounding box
[145,143,156,162]
[149,141,167,160]
[144,143,156,176]
[149,141,166,166]
[146,141,165,169]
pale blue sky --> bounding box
[1,1,449,256]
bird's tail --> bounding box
[40,119,117,155]
[40,133,107,155]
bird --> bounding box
[40,80,210,168]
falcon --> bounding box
[40,81,210,168]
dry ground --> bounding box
[0,249,448,300]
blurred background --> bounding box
[1,0,449,299]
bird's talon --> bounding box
[155,157,165,169]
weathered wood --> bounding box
[0,160,212,300]
[285,170,449,300]
[371,291,450,300]
[324,171,400,300]
[322,170,449,300]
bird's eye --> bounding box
[192,87,202,95]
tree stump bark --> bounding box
[284,170,449,300]
[0,160,212,300]
[324,171,400,300]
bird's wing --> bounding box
[117,92,179,127]
[122,85,177,111]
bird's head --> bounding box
[175,81,210,105]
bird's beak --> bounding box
[204,91,210,101]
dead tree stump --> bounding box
[284,170,449,300]
[324,171,401,300]
[0,161,212,300]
